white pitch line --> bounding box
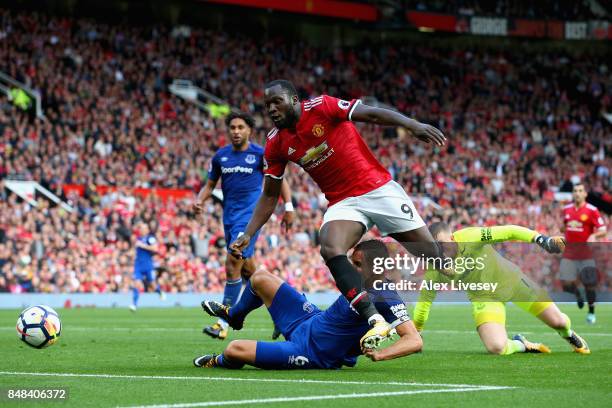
[0,371,500,389]
[117,386,516,408]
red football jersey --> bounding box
[562,202,605,259]
[264,95,391,206]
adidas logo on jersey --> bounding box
[288,147,296,155]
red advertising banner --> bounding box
[204,0,378,21]
[405,11,457,32]
[509,19,545,37]
[63,185,194,201]
[546,21,565,39]
[508,19,565,39]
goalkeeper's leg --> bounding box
[533,303,590,354]
[474,302,549,355]
[477,322,550,355]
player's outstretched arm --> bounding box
[363,320,422,362]
[229,176,282,258]
[350,103,446,146]
[456,225,565,253]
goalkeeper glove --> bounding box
[534,234,566,254]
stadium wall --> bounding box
[2,292,609,309]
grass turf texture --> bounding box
[0,304,610,407]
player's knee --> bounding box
[412,334,423,353]
[485,339,507,355]
[240,260,257,280]
[249,269,271,292]
[320,243,345,261]
[549,313,569,330]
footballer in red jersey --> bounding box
[560,183,606,324]
[230,79,447,350]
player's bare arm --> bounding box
[230,176,283,257]
[350,103,446,146]
[193,179,218,222]
[363,320,422,362]
[280,178,295,233]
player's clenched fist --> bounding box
[229,234,251,259]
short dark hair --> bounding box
[354,239,390,267]
[428,222,451,240]
[264,79,298,98]
[225,112,255,128]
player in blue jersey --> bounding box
[194,240,422,369]
[130,223,165,311]
[193,112,294,339]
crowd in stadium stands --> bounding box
[405,0,606,20]
[0,10,610,293]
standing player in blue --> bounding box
[130,223,165,312]
[193,112,294,339]
[194,240,422,369]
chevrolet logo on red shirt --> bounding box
[299,142,329,166]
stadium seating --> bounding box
[0,10,609,293]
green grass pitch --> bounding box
[0,303,610,407]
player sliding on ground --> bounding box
[194,240,422,369]
[230,79,447,350]
[414,223,591,355]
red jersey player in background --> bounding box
[230,79,447,350]
[560,183,607,324]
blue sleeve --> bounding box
[371,290,411,329]
[208,153,221,182]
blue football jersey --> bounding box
[134,234,156,271]
[208,143,264,225]
[305,289,410,368]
